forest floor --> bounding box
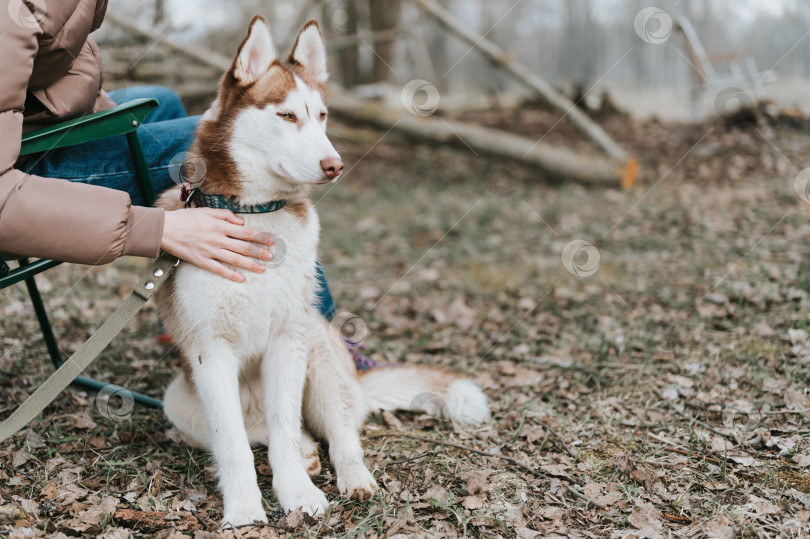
[2,103,810,538]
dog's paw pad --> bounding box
[337,463,378,502]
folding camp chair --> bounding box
[674,16,775,120]
[0,98,177,442]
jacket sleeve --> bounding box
[0,7,164,266]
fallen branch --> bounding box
[415,0,631,164]
[330,94,636,187]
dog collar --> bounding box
[181,186,287,214]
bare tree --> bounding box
[368,0,402,83]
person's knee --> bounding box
[149,86,182,105]
[142,86,187,121]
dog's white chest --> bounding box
[168,207,319,358]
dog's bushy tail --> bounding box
[357,365,490,425]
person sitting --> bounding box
[0,0,338,322]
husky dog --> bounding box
[155,16,489,527]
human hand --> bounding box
[160,208,275,282]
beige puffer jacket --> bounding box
[0,0,163,265]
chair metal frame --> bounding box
[674,16,775,120]
[1,98,164,409]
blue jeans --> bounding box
[24,86,337,319]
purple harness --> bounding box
[345,339,383,372]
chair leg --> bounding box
[71,376,164,409]
[126,131,157,206]
[19,260,164,410]
[20,260,63,371]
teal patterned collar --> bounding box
[182,186,287,214]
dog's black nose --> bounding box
[320,157,344,179]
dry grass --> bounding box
[2,110,810,537]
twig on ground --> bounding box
[655,393,734,440]
[664,513,692,523]
[0,485,35,522]
[647,432,688,450]
[369,432,539,477]
[564,485,606,509]
[230,521,286,530]
[663,446,722,465]
[191,511,219,530]
[387,450,439,466]
[647,432,723,464]
[670,406,733,440]
[190,509,210,530]
[533,419,578,458]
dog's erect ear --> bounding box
[289,20,328,83]
[233,15,277,84]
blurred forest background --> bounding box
[97,0,810,120]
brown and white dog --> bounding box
[154,16,490,528]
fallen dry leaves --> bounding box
[3,104,810,537]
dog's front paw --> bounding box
[275,482,329,517]
[337,462,378,502]
[221,504,268,529]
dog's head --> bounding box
[196,16,342,200]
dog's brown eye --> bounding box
[278,112,297,122]
[319,112,327,120]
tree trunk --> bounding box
[335,0,361,87]
[328,94,636,187]
[152,0,165,27]
[368,0,401,83]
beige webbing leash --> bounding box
[0,254,179,443]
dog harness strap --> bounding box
[189,189,287,214]
[0,254,179,443]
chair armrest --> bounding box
[20,98,159,157]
